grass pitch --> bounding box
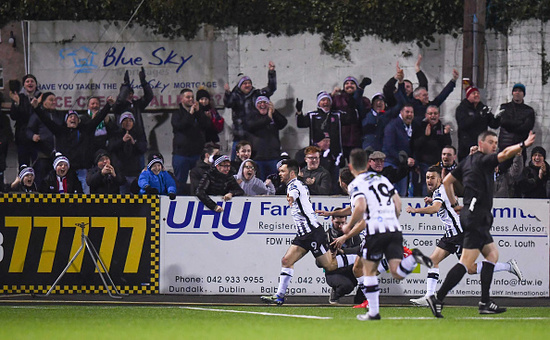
[1,304,549,339]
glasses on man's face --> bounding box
[218,164,231,168]
[306,156,319,161]
[244,165,255,170]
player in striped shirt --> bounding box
[261,159,357,305]
[341,149,433,320]
[407,166,523,307]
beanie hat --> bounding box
[41,92,55,103]
[255,96,269,107]
[196,89,210,101]
[371,92,385,102]
[512,83,526,95]
[237,76,252,88]
[148,153,164,169]
[465,86,479,99]
[64,110,79,123]
[119,111,135,125]
[313,131,330,144]
[22,74,37,83]
[214,155,231,167]
[532,146,546,159]
[53,152,70,170]
[276,152,290,170]
[18,164,35,179]
[94,149,110,164]
[316,91,332,107]
[343,76,359,88]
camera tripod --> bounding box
[39,222,124,299]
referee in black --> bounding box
[427,130,535,318]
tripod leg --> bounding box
[84,236,124,298]
[39,243,85,297]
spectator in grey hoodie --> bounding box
[234,159,275,196]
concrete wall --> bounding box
[1,20,548,181]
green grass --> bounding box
[1,305,549,339]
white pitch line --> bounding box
[180,306,332,320]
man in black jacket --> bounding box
[189,142,220,195]
[411,68,459,124]
[246,96,287,180]
[497,83,535,172]
[196,155,244,212]
[9,74,41,167]
[411,105,452,196]
[297,91,353,164]
[86,150,126,194]
[113,68,154,145]
[455,86,500,161]
[171,88,211,194]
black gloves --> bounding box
[123,70,130,85]
[480,105,492,116]
[398,150,409,165]
[295,98,303,112]
[359,77,372,89]
[139,67,146,84]
[169,192,176,200]
[144,185,159,195]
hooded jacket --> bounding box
[138,168,177,195]
[233,159,275,196]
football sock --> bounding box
[336,254,357,268]
[426,268,439,296]
[495,262,510,272]
[276,267,294,297]
[378,259,389,273]
[476,261,510,274]
[480,261,495,303]
[396,254,417,277]
[436,263,467,301]
[362,275,380,316]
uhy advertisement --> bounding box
[29,22,228,110]
[159,196,549,298]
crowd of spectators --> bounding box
[0,56,546,205]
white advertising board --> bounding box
[159,196,549,298]
[30,22,228,110]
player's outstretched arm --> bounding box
[406,201,441,215]
[316,206,351,217]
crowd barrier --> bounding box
[1,194,548,298]
[0,194,159,294]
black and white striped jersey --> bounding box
[348,171,401,236]
[432,185,463,237]
[287,178,321,236]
